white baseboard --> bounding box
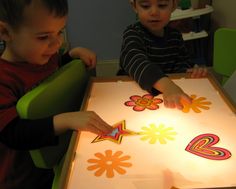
[96,59,119,77]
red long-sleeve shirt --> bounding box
[0,53,72,189]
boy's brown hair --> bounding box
[0,0,68,29]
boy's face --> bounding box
[2,1,67,65]
[132,0,176,36]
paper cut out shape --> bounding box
[125,94,163,111]
[87,150,132,178]
[181,94,211,113]
[91,120,138,144]
[140,123,177,144]
[185,133,231,160]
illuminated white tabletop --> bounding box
[60,74,236,189]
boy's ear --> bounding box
[0,21,11,41]
[130,0,138,14]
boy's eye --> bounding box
[58,30,64,36]
[158,4,168,8]
[140,3,150,9]
[37,35,49,40]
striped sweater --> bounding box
[119,22,193,94]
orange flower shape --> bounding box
[87,150,132,178]
[182,94,212,113]
[125,94,163,111]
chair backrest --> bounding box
[16,59,89,168]
[213,28,236,84]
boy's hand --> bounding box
[154,77,192,110]
[162,84,192,110]
[53,111,113,135]
[186,64,208,78]
[69,47,97,69]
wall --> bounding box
[66,1,136,76]
[67,0,135,61]
[211,0,236,29]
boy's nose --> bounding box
[150,6,160,16]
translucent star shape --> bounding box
[140,123,177,144]
[181,94,212,113]
[91,120,138,144]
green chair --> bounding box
[213,28,236,84]
[51,155,65,189]
[16,59,89,169]
[223,69,236,105]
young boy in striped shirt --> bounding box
[118,0,207,110]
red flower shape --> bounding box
[124,94,163,111]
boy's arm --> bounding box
[120,27,165,95]
[68,47,96,69]
[0,117,58,150]
[153,77,192,109]
[60,47,97,69]
[186,64,208,78]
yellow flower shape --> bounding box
[87,150,132,178]
[182,94,212,113]
[140,123,177,144]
